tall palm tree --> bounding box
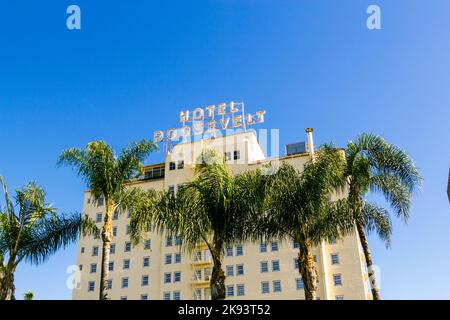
[263,146,355,300]
[345,133,422,300]
[0,176,98,300]
[57,140,157,300]
[130,150,264,300]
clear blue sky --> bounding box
[0,0,449,299]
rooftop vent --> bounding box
[285,141,307,156]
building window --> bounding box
[331,253,340,265]
[126,225,130,235]
[123,259,130,270]
[112,227,117,237]
[175,235,182,246]
[233,150,240,160]
[272,260,280,272]
[164,273,171,284]
[329,238,337,245]
[175,253,181,264]
[273,280,282,293]
[174,272,181,283]
[81,247,85,254]
[226,265,234,277]
[141,294,148,300]
[142,275,149,286]
[236,245,243,256]
[124,242,131,252]
[226,247,233,257]
[335,295,344,300]
[271,241,279,252]
[226,285,234,297]
[121,277,128,288]
[107,280,112,290]
[90,263,97,274]
[261,282,270,294]
[108,261,114,271]
[143,257,150,267]
[236,264,244,276]
[165,254,172,265]
[237,284,245,296]
[166,236,173,247]
[293,241,300,249]
[110,243,116,254]
[97,197,104,206]
[260,261,269,273]
[169,162,176,171]
[96,213,102,223]
[313,255,317,263]
[113,210,119,220]
[87,198,91,204]
[144,239,151,250]
[333,274,342,286]
[79,264,83,271]
[168,185,175,194]
[163,292,170,300]
[294,259,299,270]
[173,291,181,300]
[177,160,184,169]
[194,269,202,281]
[260,243,267,253]
[92,246,99,256]
[296,278,304,290]
[224,152,231,161]
[194,289,202,300]
[88,281,95,292]
[120,296,127,300]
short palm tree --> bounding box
[130,150,264,300]
[263,146,355,300]
[0,176,98,300]
[57,140,157,300]
[23,291,34,300]
[345,133,422,300]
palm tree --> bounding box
[130,150,264,300]
[263,146,355,300]
[345,133,422,300]
[57,140,157,300]
[0,176,98,300]
[23,291,34,300]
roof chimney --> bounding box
[305,128,315,160]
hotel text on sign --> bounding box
[153,101,266,142]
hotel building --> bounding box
[72,129,372,300]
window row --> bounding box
[226,264,244,277]
[87,275,150,292]
[164,272,182,284]
[226,284,245,297]
[81,240,151,256]
[169,160,184,171]
[225,244,243,257]
[165,252,182,264]
[80,256,151,273]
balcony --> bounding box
[141,165,165,180]
[191,275,211,288]
[191,249,213,267]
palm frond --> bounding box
[360,201,392,247]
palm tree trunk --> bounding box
[99,201,114,300]
[0,258,16,300]
[356,221,381,300]
[298,240,317,300]
[210,252,226,300]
